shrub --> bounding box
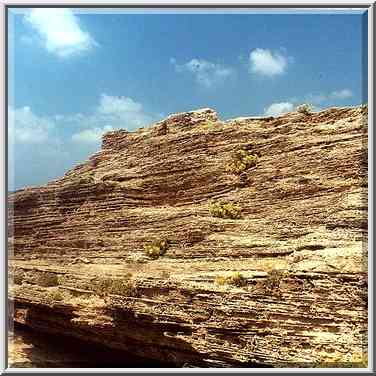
[209,200,242,219]
[264,269,288,291]
[144,238,169,260]
[91,273,136,297]
[225,150,258,175]
[296,103,313,115]
[215,272,246,287]
[214,276,227,285]
[227,272,247,287]
[45,287,70,302]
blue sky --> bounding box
[8,8,368,190]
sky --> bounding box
[8,8,368,191]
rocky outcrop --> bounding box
[8,106,368,367]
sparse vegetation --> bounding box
[296,103,313,115]
[209,200,242,219]
[264,269,289,291]
[313,350,368,368]
[144,238,170,259]
[45,287,71,302]
[214,275,227,285]
[225,149,258,175]
[91,273,137,297]
[215,272,247,287]
[199,120,220,131]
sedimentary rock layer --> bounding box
[8,106,368,367]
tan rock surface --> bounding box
[8,106,368,367]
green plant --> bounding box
[225,150,258,175]
[209,200,242,219]
[215,272,246,287]
[296,103,313,115]
[144,238,169,259]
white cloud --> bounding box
[301,89,354,106]
[98,95,142,115]
[10,95,152,147]
[8,106,53,143]
[305,93,328,105]
[96,94,151,128]
[264,102,294,116]
[70,94,152,143]
[72,125,113,143]
[171,58,233,88]
[24,8,97,57]
[264,87,353,117]
[330,89,353,100]
[249,48,288,76]
[9,95,155,190]
[304,89,353,104]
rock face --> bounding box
[8,106,368,367]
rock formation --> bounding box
[8,106,368,367]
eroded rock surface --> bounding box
[8,106,368,367]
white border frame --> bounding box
[1,1,373,373]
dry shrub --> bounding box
[209,200,242,219]
[215,272,247,287]
[45,287,71,302]
[144,238,169,260]
[264,269,289,291]
[91,273,137,297]
[225,150,258,175]
[296,103,313,115]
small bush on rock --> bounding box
[296,103,313,115]
[225,150,258,175]
[144,238,169,259]
[215,272,246,287]
[91,273,136,297]
[264,269,289,291]
[209,200,242,219]
[45,287,70,302]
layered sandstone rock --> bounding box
[8,106,368,367]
